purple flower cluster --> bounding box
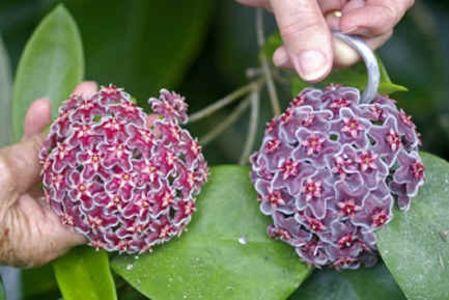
[39,85,208,254]
[251,85,425,269]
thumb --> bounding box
[270,0,333,82]
[0,133,45,194]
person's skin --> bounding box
[0,82,97,267]
[237,0,415,82]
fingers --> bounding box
[270,0,333,82]
[23,98,51,139]
[334,30,393,67]
[272,30,392,69]
[73,81,98,97]
[340,0,414,36]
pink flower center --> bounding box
[337,199,360,217]
[266,139,281,153]
[303,179,323,200]
[358,151,378,172]
[279,159,299,179]
[267,191,285,207]
[307,218,325,232]
[342,118,364,138]
[329,98,350,111]
[372,210,389,227]
[303,134,325,155]
[410,161,425,180]
[338,234,354,249]
[385,129,401,151]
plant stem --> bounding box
[188,78,264,123]
[239,90,260,165]
[200,96,252,146]
[255,8,281,116]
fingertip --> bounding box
[73,81,98,97]
[291,50,333,82]
[333,37,360,67]
[272,47,291,67]
[24,98,52,139]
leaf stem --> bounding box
[188,78,264,123]
[239,89,260,165]
[255,8,281,116]
[200,96,252,146]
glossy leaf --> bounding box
[11,4,83,141]
[112,166,310,300]
[0,33,11,146]
[289,263,405,300]
[64,0,212,103]
[21,265,60,300]
[53,247,117,300]
[377,152,449,300]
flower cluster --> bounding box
[251,85,425,269]
[39,85,208,254]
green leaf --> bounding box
[0,275,5,300]
[261,32,282,63]
[112,166,310,300]
[21,265,60,300]
[53,247,117,300]
[0,33,12,146]
[289,263,405,300]
[11,4,83,141]
[377,152,449,300]
[63,0,212,103]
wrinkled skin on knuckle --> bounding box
[279,17,325,46]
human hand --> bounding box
[237,0,414,82]
[0,81,97,267]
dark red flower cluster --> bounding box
[251,85,425,269]
[40,85,208,253]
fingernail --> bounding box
[342,26,358,34]
[293,50,328,82]
[342,26,370,36]
[273,48,289,67]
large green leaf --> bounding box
[377,152,449,300]
[112,166,310,300]
[53,247,117,300]
[11,4,83,140]
[289,263,405,300]
[0,33,11,146]
[62,0,212,103]
[21,265,60,300]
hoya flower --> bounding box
[40,85,208,254]
[251,84,425,269]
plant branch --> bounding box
[239,89,260,165]
[188,78,264,123]
[200,96,252,146]
[255,8,281,116]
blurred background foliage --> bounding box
[0,0,448,299]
